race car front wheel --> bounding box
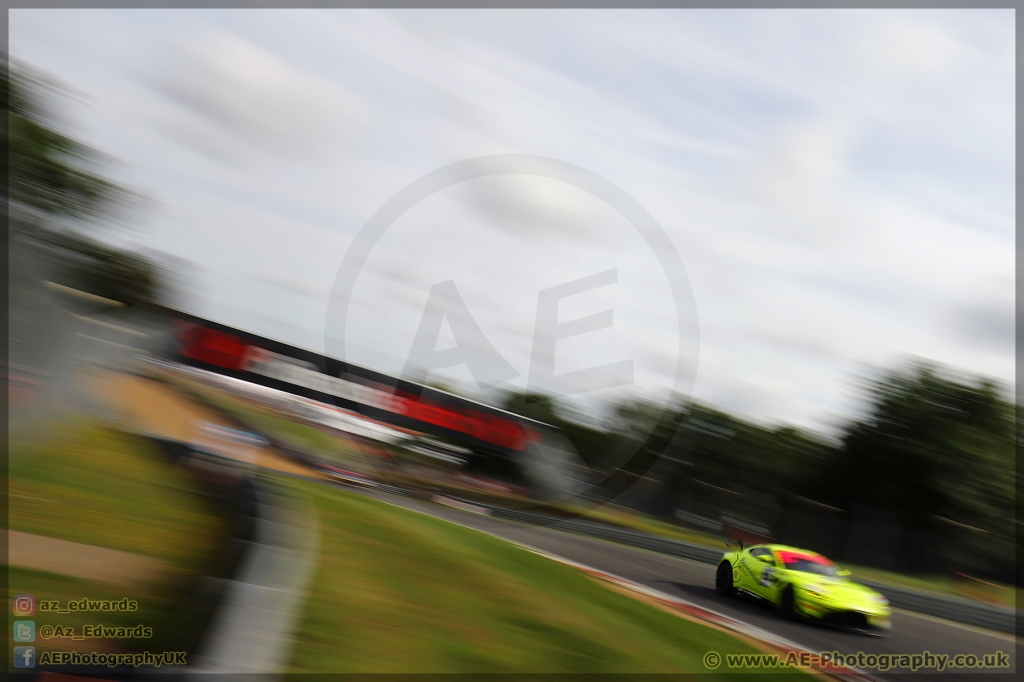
[716,562,735,596]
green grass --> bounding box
[281,475,805,675]
[8,415,226,569]
[8,414,234,657]
[563,501,730,547]
[218,396,338,452]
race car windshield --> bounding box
[784,558,839,576]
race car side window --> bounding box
[750,547,775,565]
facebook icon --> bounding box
[13,646,35,668]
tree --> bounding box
[815,360,1014,579]
[497,390,634,472]
[5,59,139,230]
[4,57,163,308]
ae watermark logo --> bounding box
[327,154,698,504]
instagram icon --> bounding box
[13,595,34,616]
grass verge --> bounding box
[281,475,807,675]
[8,414,233,656]
[9,414,226,567]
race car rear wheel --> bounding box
[716,562,735,596]
[779,585,795,620]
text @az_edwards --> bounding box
[39,624,153,640]
[702,650,1011,672]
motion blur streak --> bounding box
[6,8,1017,675]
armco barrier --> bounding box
[853,580,1020,635]
[480,504,1020,635]
[489,506,723,563]
[145,438,319,674]
[192,479,319,673]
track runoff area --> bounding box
[159,312,1017,680]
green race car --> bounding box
[715,542,891,633]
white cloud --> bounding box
[851,18,966,81]
[150,29,367,163]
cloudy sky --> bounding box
[10,9,1014,435]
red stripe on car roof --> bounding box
[776,550,833,565]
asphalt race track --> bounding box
[353,488,1018,681]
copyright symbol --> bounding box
[704,651,721,669]
[39,624,54,639]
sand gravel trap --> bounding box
[85,369,324,480]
